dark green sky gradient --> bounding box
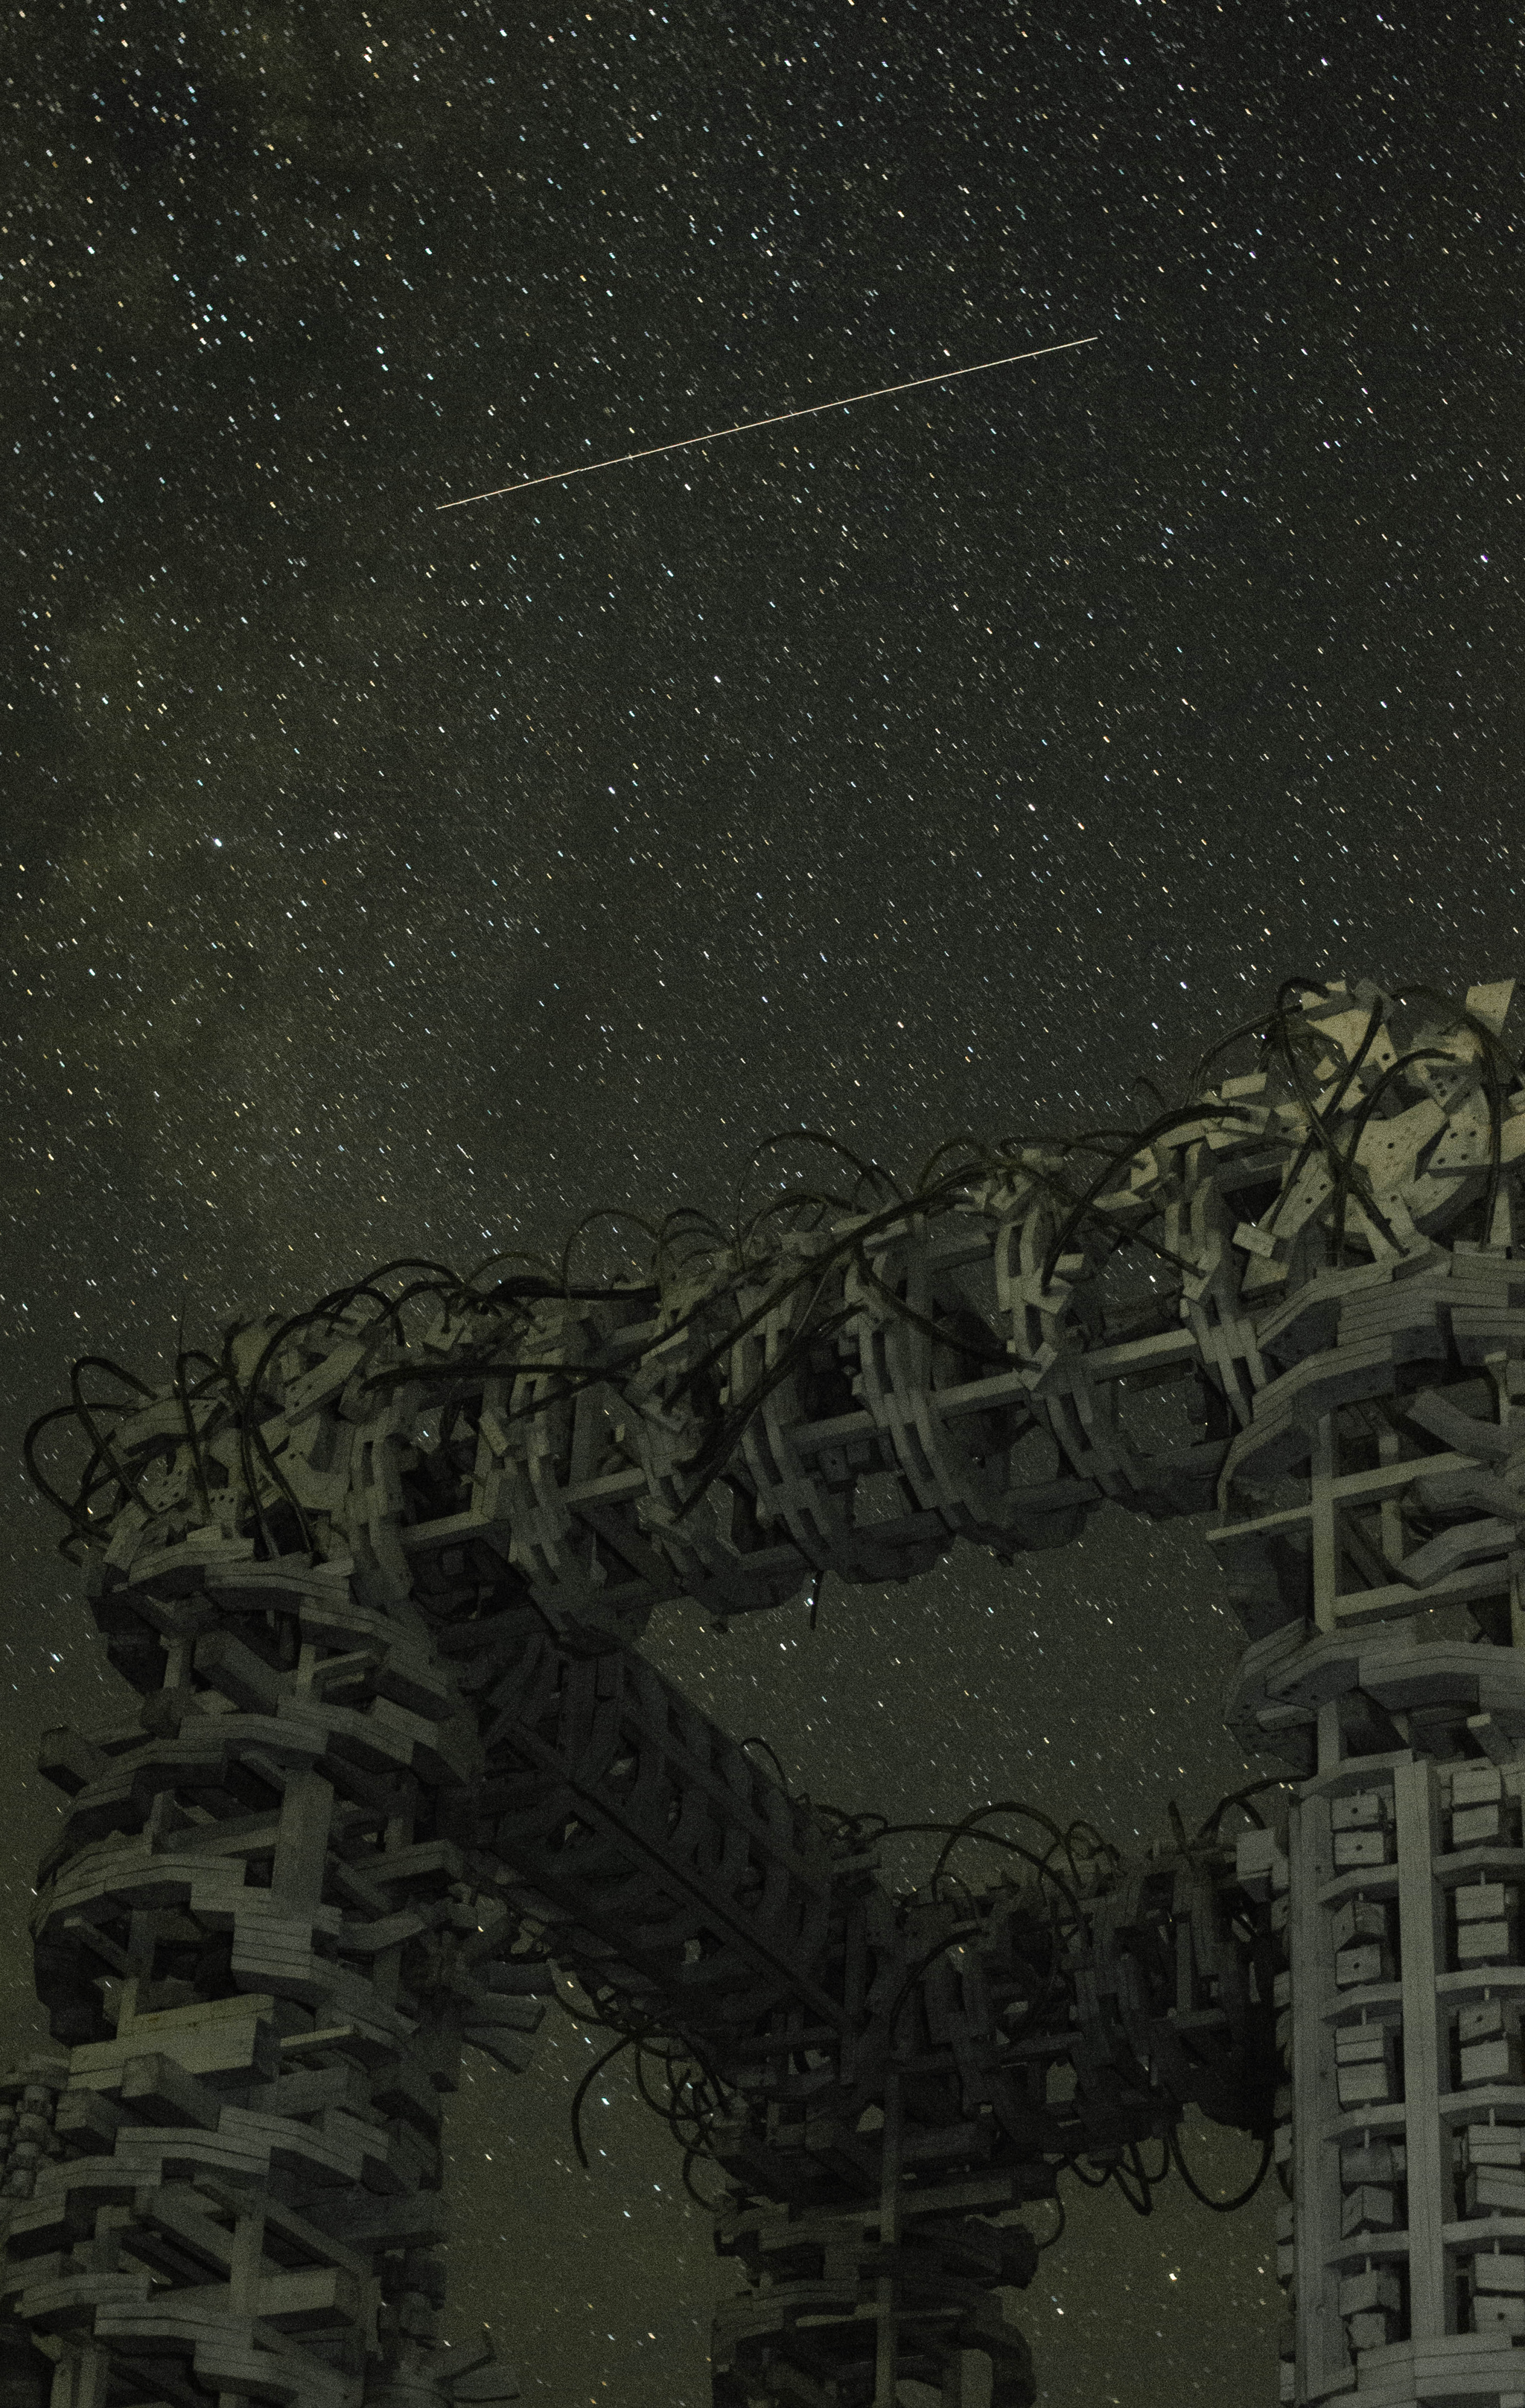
[3,3,1521,2400]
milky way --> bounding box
[4,6,1522,2401]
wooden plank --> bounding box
[1334,1559,1515,1627]
[69,1995,279,2089]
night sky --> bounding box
[4,3,1522,2401]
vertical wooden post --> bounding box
[873,2065,903,2407]
[1290,1793,1341,2400]
[1394,1758,1447,2342]
[48,2352,109,2408]
[1311,1412,1338,1635]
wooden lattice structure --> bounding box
[13,973,1525,2408]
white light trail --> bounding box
[436,334,1098,512]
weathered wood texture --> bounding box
[16,972,1525,2408]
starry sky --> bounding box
[3,2,1521,2401]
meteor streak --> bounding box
[436,333,1098,512]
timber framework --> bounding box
[10,972,1525,2408]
